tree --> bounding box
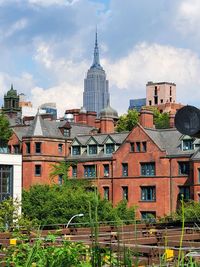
[153,109,169,129]
[116,109,139,132]
[22,182,136,226]
[0,112,12,145]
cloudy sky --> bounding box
[0,0,200,116]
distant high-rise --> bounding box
[83,31,110,116]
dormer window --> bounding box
[72,146,80,155]
[182,139,194,151]
[63,128,70,137]
[106,144,114,154]
[59,121,71,137]
[88,145,97,155]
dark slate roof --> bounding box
[67,151,113,162]
[74,132,129,146]
[12,126,29,141]
[145,128,196,156]
[12,114,95,140]
[69,132,129,161]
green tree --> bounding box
[116,109,139,132]
[49,161,71,185]
[0,112,12,145]
[153,108,169,129]
[22,182,136,226]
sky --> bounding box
[0,0,200,116]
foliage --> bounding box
[49,161,71,185]
[2,239,90,267]
[116,108,170,132]
[173,200,200,222]
[0,197,17,231]
[116,109,139,132]
[0,197,38,233]
[153,108,170,129]
[22,181,136,226]
[0,112,12,143]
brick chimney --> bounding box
[100,117,114,133]
[169,111,175,128]
[139,109,154,128]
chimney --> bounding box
[100,117,114,133]
[139,109,154,128]
[169,111,175,128]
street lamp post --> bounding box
[66,213,84,228]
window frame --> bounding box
[122,163,128,177]
[178,161,190,175]
[35,142,41,154]
[88,144,97,155]
[103,164,109,177]
[103,186,109,200]
[140,162,155,176]
[35,165,41,177]
[84,165,96,178]
[122,186,128,201]
[141,186,156,202]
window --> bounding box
[122,186,128,201]
[35,142,41,154]
[84,165,96,178]
[154,86,157,95]
[170,87,172,96]
[35,165,41,176]
[72,165,77,178]
[141,186,156,201]
[13,145,20,154]
[141,163,155,176]
[160,99,163,103]
[26,142,30,154]
[88,145,97,155]
[103,187,109,200]
[182,140,194,151]
[58,144,63,153]
[136,142,140,152]
[170,97,172,102]
[72,146,80,155]
[122,163,128,177]
[198,169,200,184]
[130,143,134,152]
[179,186,190,200]
[178,162,190,175]
[154,96,158,105]
[63,128,70,137]
[58,175,63,185]
[142,142,147,152]
[0,165,13,201]
[149,100,152,106]
[106,144,114,154]
[141,211,156,222]
[104,164,109,177]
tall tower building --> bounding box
[83,31,110,116]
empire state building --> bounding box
[83,32,110,116]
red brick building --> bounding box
[67,110,200,219]
[8,106,200,220]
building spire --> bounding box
[92,28,101,68]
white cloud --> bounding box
[31,83,83,117]
[176,0,200,35]
[28,0,78,6]
[103,43,200,109]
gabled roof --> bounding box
[13,115,95,140]
[145,128,196,156]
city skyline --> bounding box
[0,0,200,116]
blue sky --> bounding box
[0,0,200,116]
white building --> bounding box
[0,153,22,203]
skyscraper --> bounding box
[83,31,110,116]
